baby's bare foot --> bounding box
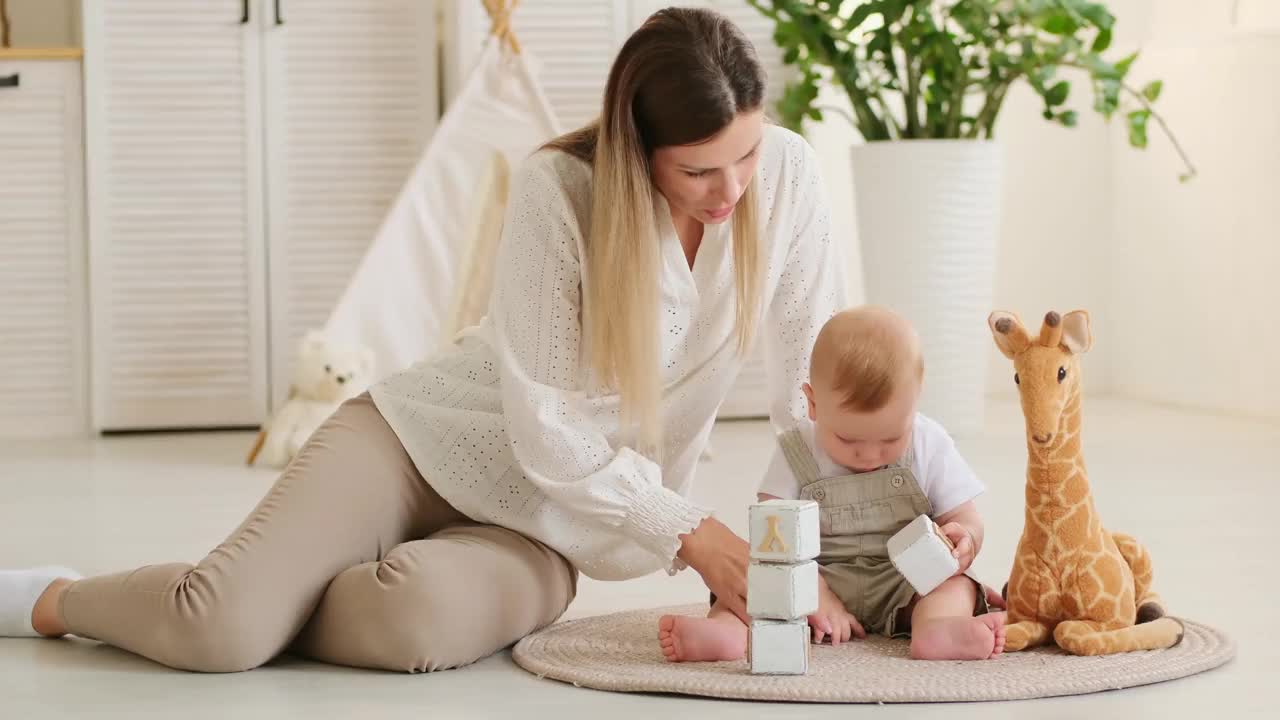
[910,613,1007,661]
[982,611,1007,657]
[658,614,747,663]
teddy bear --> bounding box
[246,330,375,468]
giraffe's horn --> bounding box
[1040,311,1063,347]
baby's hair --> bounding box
[810,307,923,413]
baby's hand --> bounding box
[939,521,977,573]
[808,575,865,646]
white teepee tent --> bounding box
[324,0,560,382]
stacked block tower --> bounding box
[746,499,820,675]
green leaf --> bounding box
[952,0,990,37]
[1045,80,1070,106]
[1058,110,1079,127]
[868,28,891,57]
[1115,51,1139,77]
[1080,54,1120,79]
[1142,80,1163,102]
[848,2,877,30]
[1093,77,1121,117]
[1039,12,1079,36]
[1079,3,1115,29]
[773,23,795,48]
[1092,27,1113,53]
[1027,66,1053,93]
[1128,110,1150,148]
[882,0,910,24]
[808,107,824,122]
[783,46,800,65]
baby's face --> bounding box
[806,378,919,473]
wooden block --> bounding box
[887,514,960,596]
[748,618,809,675]
[747,559,819,620]
[749,499,820,563]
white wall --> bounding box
[2,0,78,47]
[1106,7,1280,421]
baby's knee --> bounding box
[922,574,979,606]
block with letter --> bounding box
[749,499,819,563]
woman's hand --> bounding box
[677,516,751,623]
[808,574,865,645]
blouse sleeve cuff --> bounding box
[621,473,712,570]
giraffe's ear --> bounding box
[989,311,1029,359]
[1061,310,1093,354]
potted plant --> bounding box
[747,0,1194,432]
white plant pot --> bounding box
[850,140,1002,435]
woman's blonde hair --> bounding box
[544,8,766,452]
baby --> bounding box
[660,306,1007,662]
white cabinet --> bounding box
[82,0,438,430]
[444,0,792,418]
[0,53,89,437]
[262,0,438,410]
[83,0,269,431]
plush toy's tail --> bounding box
[1110,531,1166,621]
[1054,617,1185,655]
[245,429,267,466]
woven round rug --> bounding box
[512,604,1235,703]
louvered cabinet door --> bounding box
[83,0,269,430]
[0,59,89,437]
[261,0,438,410]
[446,0,630,130]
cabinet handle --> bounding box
[241,0,250,24]
[0,74,19,89]
[274,0,284,25]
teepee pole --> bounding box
[1,0,12,49]
[482,0,522,55]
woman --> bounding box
[0,7,843,672]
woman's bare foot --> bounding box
[31,579,73,637]
[658,614,747,663]
[910,612,1007,660]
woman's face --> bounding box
[650,110,764,226]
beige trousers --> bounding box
[59,394,577,673]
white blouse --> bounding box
[370,124,846,581]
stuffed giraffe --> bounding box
[988,309,1185,656]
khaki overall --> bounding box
[780,429,988,638]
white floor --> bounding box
[0,396,1271,719]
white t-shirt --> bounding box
[757,414,984,517]
[370,125,847,581]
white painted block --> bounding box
[749,499,820,563]
[887,514,960,596]
[747,560,819,620]
[749,618,809,675]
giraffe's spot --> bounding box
[1062,478,1090,506]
